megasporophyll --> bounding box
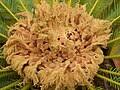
[3,1,111,90]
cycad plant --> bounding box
[0,0,120,90]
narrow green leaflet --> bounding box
[109,68,120,90]
[108,28,120,59]
[104,0,120,25]
[0,0,34,44]
[18,0,34,12]
[92,0,113,18]
[79,0,113,18]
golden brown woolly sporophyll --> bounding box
[3,1,111,90]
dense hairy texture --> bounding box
[3,1,111,90]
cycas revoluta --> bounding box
[0,0,120,90]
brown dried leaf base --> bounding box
[113,59,120,68]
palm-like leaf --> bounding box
[109,68,120,90]
[108,28,120,59]
[104,0,120,25]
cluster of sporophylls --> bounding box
[3,1,111,90]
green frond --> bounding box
[80,0,120,25]
[0,49,6,67]
[111,15,120,24]
[21,83,32,90]
[80,0,96,13]
[0,0,19,26]
[46,0,79,7]
[68,0,72,6]
[80,0,113,18]
[0,1,18,21]
[0,79,21,89]
[96,74,120,87]
[0,47,2,51]
[92,0,113,18]
[109,68,120,90]
[104,55,120,59]
[104,0,120,25]
[18,0,34,12]
[0,71,17,79]
[0,69,11,73]
[95,87,104,90]
[108,28,120,60]
[87,84,94,90]
[0,70,20,88]
[70,0,79,7]
[0,56,5,59]
[89,0,99,15]
[0,79,22,90]
[0,16,8,44]
[99,68,120,76]
[64,0,79,7]
[18,0,28,12]
[0,33,8,39]
[0,30,8,44]
[108,36,120,44]
[0,57,7,68]
[34,0,40,4]
[0,0,34,44]
[97,68,120,90]
[0,0,34,24]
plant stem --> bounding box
[0,69,11,73]
[18,0,28,12]
[0,56,5,59]
[107,36,120,44]
[34,0,40,4]
[104,55,120,59]
[53,0,55,4]
[86,84,94,90]
[0,1,18,21]
[111,15,120,24]
[89,0,99,15]
[99,68,120,76]
[96,74,120,86]
[0,71,16,78]
[21,83,32,90]
[68,0,72,6]
[0,79,22,90]
[0,33,8,39]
